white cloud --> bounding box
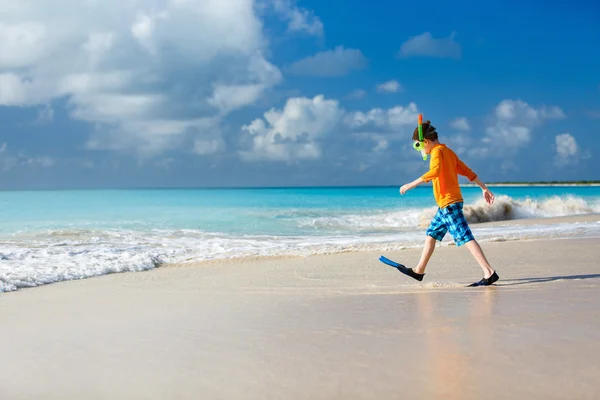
[84,32,115,65]
[376,80,402,93]
[0,0,312,156]
[286,46,367,77]
[345,103,419,131]
[86,117,219,156]
[0,142,17,172]
[347,89,366,100]
[450,117,470,131]
[554,133,590,167]
[270,0,324,36]
[130,12,166,53]
[345,108,386,128]
[36,104,54,123]
[0,22,48,68]
[238,95,421,165]
[26,156,56,168]
[241,95,343,162]
[372,139,389,153]
[387,105,419,129]
[0,144,55,172]
[194,139,224,155]
[470,99,566,158]
[494,100,565,122]
[0,73,42,106]
[398,32,461,59]
[446,133,472,156]
[208,51,283,114]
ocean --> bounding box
[1,186,599,292]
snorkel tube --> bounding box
[412,114,427,161]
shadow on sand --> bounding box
[499,274,600,286]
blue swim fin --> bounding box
[379,256,425,282]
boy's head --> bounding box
[412,120,439,154]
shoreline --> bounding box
[0,214,598,294]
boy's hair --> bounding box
[412,120,438,141]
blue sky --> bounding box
[1,0,599,189]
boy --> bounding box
[399,119,499,287]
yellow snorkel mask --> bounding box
[413,114,427,161]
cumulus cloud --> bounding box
[398,32,461,59]
[269,0,324,36]
[0,73,41,106]
[286,46,367,77]
[372,139,389,153]
[241,95,343,162]
[470,99,566,158]
[0,0,322,156]
[240,96,420,162]
[450,117,471,131]
[376,80,402,93]
[345,102,419,131]
[554,133,590,166]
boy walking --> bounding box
[399,119,499,287]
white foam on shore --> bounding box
[1,218,599,293]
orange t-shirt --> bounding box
[420,144,478,209]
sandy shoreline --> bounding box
[1,220,600,399]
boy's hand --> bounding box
[483,189,495,205]
[400,178,425,195]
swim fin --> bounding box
[379,256,425,282]
[467,271,500,287]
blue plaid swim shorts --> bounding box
[426,202,474,247]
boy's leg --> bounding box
[413,209,447,276]
[445,202,499,285]
[414,235,436,275]
[464,240,495,279]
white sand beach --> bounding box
[1,215,599,400]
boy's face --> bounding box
[423,140,436,154]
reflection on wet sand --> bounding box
[415,289,496,399]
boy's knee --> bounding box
[426,232,443,242]
[425,235,437,243]
[456,237,474,247]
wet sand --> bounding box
[0,228,599,399]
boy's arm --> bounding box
[459,159,495,205]
[400,177,425,194]
[473,176,495,205]
[456,158,478,182]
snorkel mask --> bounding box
[413,114,427,161]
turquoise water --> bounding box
[1,186,599,292]
[2,186,599,235]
